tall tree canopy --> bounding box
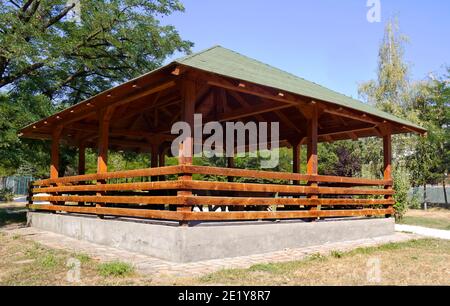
[0,0,192,103]
[0,0,192,176]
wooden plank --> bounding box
[34,181,182,193]
[27,204,183,221]
[179,181,394,195]
[32,195,185,205]
[33,180,394,195]
[27,204,392,221]
[33,166,183,186]
[32,195,395,207]
[179,165,392,186]
[181,209,392,221]
[182,197,394,206]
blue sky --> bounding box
[162,0,449,99]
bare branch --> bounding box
[43,3,76,29]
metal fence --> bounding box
[410,185,449,205]
[0,176,34,195]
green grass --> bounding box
[38,254,59,269]
[97,261,135,277]
[198,239,447,285]
[398,216,450,230]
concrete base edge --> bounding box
[27,212,395,263]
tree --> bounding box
[0,0,192,176]
[409,69,450,206]
[0,0,192,103]
[358,18,420,214]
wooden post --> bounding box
[150,143,159,181]
[50,127,63,179]
[177,77,196,225]
[227,157,235,182]
[158,145,167,181]
[78,142,86,176]
[383,134,393,217]
[78,141,86,205]
[50,126,63,206]
[307,106,319,216]
[292,141,301,185]
[96,107,114,217]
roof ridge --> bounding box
[222,47,364,103]
[173,45,425,131]
[175,45,223,63]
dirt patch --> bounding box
[406,208,450,219]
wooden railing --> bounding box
[28,165,394,223]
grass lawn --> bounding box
[1,232,449,285]
[398,209,450,230]
[1,204,449,286]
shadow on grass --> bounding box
[0,206,27,227]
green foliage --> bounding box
[38,254,59,269]
[359,17,448,204]
[98,261,134,277]
[392,166,411,220]
[0,1,191,176]
[0,0,192,102]
[0,188,14,202]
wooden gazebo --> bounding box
[22,46,426,225]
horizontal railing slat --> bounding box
[181,165,392,186]
[27,204,392,221]
[182,181,394,195]
[34,180,393,195]
[33,166,183,186]
[32,195,395,206]
[33,165,391,187]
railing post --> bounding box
[50,126,63,179]
[50,126,63,207]
[291,139,301,185]
[150,142,159,181]
[177,76,196,226]
[307,105,319,218]
[96,106,114,218]
[77,141,86,205]
[383,134,393,218]
[78,142,86,176]
[158,145,167,181]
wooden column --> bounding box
[96,107,114,216]
[307,106,319,215]
[50,127,63,179]
[158,145,167,181]
[50,126,63,206]
[227,157,235,182]
[78,142,86,176]
[177,77,196,225]
[292,141,301,185]
[150,143,159,181]
[383,134,393,217]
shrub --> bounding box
[393,166,411,220]
[0,188,14,202]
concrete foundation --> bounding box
[27,212,395,263]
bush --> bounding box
[393,166,411,220]
[0,188,14,202]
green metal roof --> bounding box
[175,45,425,132]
